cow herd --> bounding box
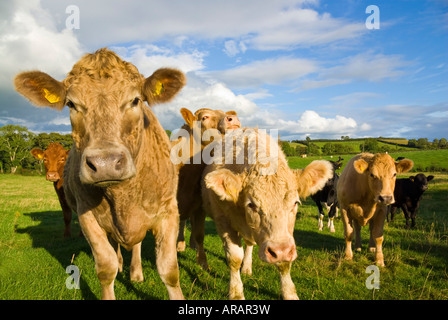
[14,48,434,300]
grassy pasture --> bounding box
[0,168,447,300]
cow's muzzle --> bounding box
[260,239,297,264]
[80,146,136,187]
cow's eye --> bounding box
[131,97,140,107]
[202,115,209,121]
[67,101,76,110]
[247,202,257,211]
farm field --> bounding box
[0,169,447,300]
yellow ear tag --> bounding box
[154,81,164,96]
[37,153,44,159]
[43,88,61,104]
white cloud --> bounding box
[297,52,411,91]
[112,44,206,75]
[0,0,83,89]
[202,56,317,88]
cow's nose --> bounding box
[264,241,297,264]
[225,116,240,128]
[81,147,136,186]
[378,195,394,205]
[46,172,60,182]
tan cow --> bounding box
[201,128,333,299]
[14,48,186,300]
[337,153,413,266]
[31,142,72,237]
[174,107,241,269]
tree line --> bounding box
[281,136,448,157]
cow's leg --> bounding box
[130,242,144,282]
[190,207,208,269]
[55,184,72,238]
[389,205,397,222]
[328,203,336,233]
[410,207,417,228]
[354,219,362,252]
[316,201,324,231]
[341,207,354,260]
[152,202,184,300]
[214,217,245,299]
[401,204,411,229]
[223,232,244,300]
[241,244,253,276]
[370,207,386,267]
[79,211,118,300]
[109,237,123,273]
[177,219,187,252]
[277,261,299,300]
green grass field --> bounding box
[0,167,447,300]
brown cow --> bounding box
[31,142,72,237]
[173,107,241,269]
[201,128,333,299]
[337,153,413,266]
[14,48,186,300]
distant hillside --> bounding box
[280,137,416,157]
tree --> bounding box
[439,138,447,149]
[322,142,335,155]
[0,125,35,173]
[361,138,379,153]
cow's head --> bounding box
[204,160,332,265]
[181,108,241,135]
[31,142,69,182]
[411,173,434,192]
[354,153,413,204]
[15,48,186,187]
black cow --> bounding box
[312,157,343,232]
[388,173,434,228]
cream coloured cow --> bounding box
[201,128,333,299]
[15,48,186,300]
[337,153,413,266]
[174,107,241,269]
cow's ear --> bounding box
[142,68,186,106]
[30,148,45,160]
[14,71,66,110]
[396,159,413,174]
[295,160,333,198]
[354,159,369,174]
[427,175,434,182]
[204,169,242,203]
[180,108,195,129]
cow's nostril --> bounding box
[267,247,277,259]
[86,157,97,172]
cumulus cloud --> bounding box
[297,52,412,91]
[202,56,317,88]
[0,0,83,89]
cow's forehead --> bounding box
[370,155,396,175]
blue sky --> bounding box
[1,0,447,140]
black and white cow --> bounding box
[312,157,343,232]
[388,173,434,228]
